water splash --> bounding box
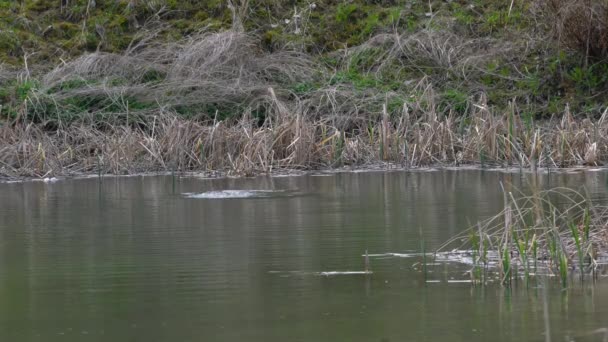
[182,190,284,199]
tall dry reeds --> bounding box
[438,187,608,286]
[2,90,608,179]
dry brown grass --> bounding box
[2,88,608,179]
[546,0,608,60]
[40,29,316,111]
[341,30,518,84]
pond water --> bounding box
[1,170,608,342]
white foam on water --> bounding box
[447,280,473,283]
[366,252,428,258]
[271,173,305,178]
[31,177,60,183]
[0,180,22,184]
[268,270,372,277]
[388,252,424,258]
[317,271,373,276]
[182,190,282,199]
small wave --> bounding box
[366,252,426,258]
[317,271,373,276]
[268,270,372,277]
[182,190,284,199]
[447,279,473,283]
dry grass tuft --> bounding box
[546,0,608,60]
[342,30,515,84]
[0,64,16,85]
[41,29,316,112]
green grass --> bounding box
[1,0,608,124]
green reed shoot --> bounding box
[470,231,482,284]
[558,247,568,288]
[583,207,590,242]
[515,233,530,286]
[531,235,538,275]
[549,229,569,288]
[548,234,558,266]
[435,187,603,289]
[477,222,488,268]
[502,243,512,287]
[569,221,584,281]
[368,124,375,147]
[481,238,489,281]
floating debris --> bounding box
[365,252,421,258]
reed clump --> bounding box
[2,92,608,179]
[438,187,608,287]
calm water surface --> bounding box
[1,170,608,341]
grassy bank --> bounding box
[2,97,607,178]
[2,1,608,178]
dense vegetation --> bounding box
[1,0,608,177]
[2,0,608,120]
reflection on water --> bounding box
[1,170,608,341]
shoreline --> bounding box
[2,163,608,184]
